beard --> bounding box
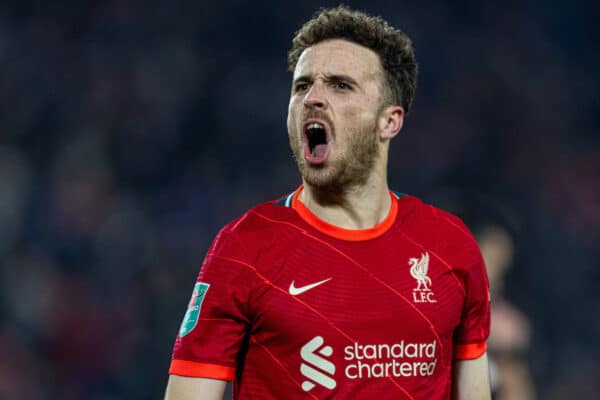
[288,115,380,195]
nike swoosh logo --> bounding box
[289,278,332,296]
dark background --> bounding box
[0,1,598,399]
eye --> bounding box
[294,82,310,92]
[333,81,351,90]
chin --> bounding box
[301,165,348,193]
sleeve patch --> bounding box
[179,282,210,337]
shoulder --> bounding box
[221,192,297,235]
[396,193,468,230]
[209,191,299,256]
[395,193,482,266]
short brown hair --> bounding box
[288,6,417,113]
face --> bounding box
[287,39,387,191]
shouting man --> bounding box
[165,6,491,400]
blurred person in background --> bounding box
[428,192,537,400]
[165,6,491,400]
[475,222,536,400]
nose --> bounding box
[303,83,327,110]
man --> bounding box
[165,6,491,400]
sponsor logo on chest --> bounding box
[409,252,437,304]
[299,336,438,393]
[300,336,337,391]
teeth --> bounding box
[307,123,324,130]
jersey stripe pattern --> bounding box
[170,187,490,399]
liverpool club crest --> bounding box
[409,253,437,303]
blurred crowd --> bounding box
[0,1,598,399]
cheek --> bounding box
[341,104,373,127]
[287,98,302,128]
[286,104,295,131]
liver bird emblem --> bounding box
[409,252,431,291]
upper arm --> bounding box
[168,227,256,389]
[452,352,491,400]
[451,231,491,400]
[164,375,227,400]
[169,227,257,379]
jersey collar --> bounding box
[289,185,399,241]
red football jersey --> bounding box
[170,187,490,399]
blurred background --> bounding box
[0,0,598,399]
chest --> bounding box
[250,236,466,344]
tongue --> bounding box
[311,143,328,158]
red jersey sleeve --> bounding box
[169,224,257,380]
[449,217,491,360]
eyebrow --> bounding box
[293,73,360,87]
[324,74,359,87]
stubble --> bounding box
[288,115,380,196]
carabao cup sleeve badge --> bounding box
[179,282,210,337]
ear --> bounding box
[378,105,404,140]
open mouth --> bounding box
[303,121,330,164]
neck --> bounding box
[299,168,392,230]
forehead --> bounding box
[294,39,383,82]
